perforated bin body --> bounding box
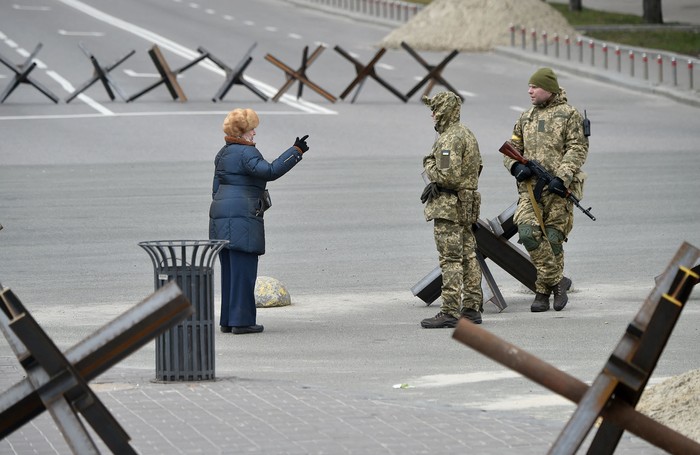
[139,240,227,381]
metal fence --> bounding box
[509,25,697,92]
[292,0,424,23]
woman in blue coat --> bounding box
[209,108,309,334]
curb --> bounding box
[494,45,700,108]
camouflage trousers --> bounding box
[514,191,574,294]
[433,218,483,317]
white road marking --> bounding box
[56,0,335,115]
[0,110,309,121]
[45,70,115,115]
[123,69,160,78]
[14,48,47,69]
[57,29,104,36]
[13,4,51,11]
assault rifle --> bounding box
[499,141,596,221]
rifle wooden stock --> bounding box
[499,141,527,164]
[498,141,596,221]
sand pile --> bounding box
[637,368,700,442]
[379,0,578,51]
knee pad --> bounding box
[518,224,541,251]
[546,227,565,255]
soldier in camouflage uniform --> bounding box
[504,68,589,312]
[420,91,483,328]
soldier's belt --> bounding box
[437,186,458,196]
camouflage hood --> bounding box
[422,91,461,134]
[538,88,568,109]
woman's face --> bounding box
[242,128,256,142]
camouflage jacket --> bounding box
[423,92,482,224]
[504,89,588,193]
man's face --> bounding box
[528,84,552,105]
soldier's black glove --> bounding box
[510,163,532,182]
[294,135,309,153]
[548,177,568,198]
[420,182,440,204]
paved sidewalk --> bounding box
[0,359,660,454]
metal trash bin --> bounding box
[139,240,227,381]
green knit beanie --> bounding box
[528,67,560,94]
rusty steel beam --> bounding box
[583,257,700,454]
[401,41,461,101]
[451,319,700,454]
[265,45,336,103]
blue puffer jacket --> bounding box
[209,139,303,255]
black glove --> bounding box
[294,134,309,153]
[510,163,532,182]
[420,182,440,204]
[548,177,568,198]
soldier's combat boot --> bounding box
[460,308,482,324]
[421,312,458,328]
[531,292,550,312]
[553,277,572,311]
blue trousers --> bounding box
[219,249,258,327]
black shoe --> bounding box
[460,308,482,324]
[231,325,264,334]
[531,292,551,312]
[220,325,232,333]
[421,312,458,328]
[553,277,572,311]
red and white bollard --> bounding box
[672,57,678,86]
[689,60,695,90]
[629,50,635,77]
[577,37,583,62]
[542,31,548,55]
[642,52,649,80]
[657,54,663,84]
[602,43,608,70]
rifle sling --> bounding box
[533,177,547,201]
[526,180,547,236]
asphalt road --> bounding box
[1,0,699,427]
